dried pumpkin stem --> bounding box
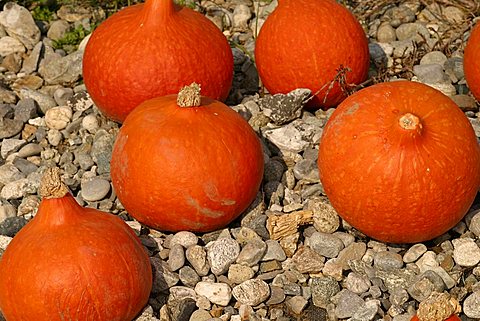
[177,83,202,108]
[39,167,69,199]
[399,113,422,132]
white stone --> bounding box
[0,36,25,56]
[45,106,73,130]
[194,281,232,306]
[452,238,480,267]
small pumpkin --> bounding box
[464,22,480,100]
[254,0,369,109]
[0,168,152,321]
[318,81,480,243]
[83,0,233,122]
[110,83,264,232]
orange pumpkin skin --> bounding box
[464,23,480,100]
[0,186,152,320]
[411,314,461,321]
[83,0,233,122]
[110,94,264,232]
[318,81,480,243]
[254,0,369,109]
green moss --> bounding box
[31,5,55,21]
[52,24,93,52]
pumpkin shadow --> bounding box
[226,49,260,106]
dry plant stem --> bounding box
[39,167,69,199]
[267,210,314,240]
[177,83,202,107]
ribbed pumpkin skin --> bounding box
[254,0,369,109]
[0,194,152,321]
[464,23,480,100]
[318,81,480,243]
[83,0,233,122]
[110,95,264,232]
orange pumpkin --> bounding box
[411,314,461,321]
[255,0,369,109]
[83,0,233,122]
[318,81,480,243]
[110,83,264,232]
[464,22,480,100]
[0,168,152,321]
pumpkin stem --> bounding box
[177,82,202,107]
[399,113,422,132]
[142,0,176,23]
[39,167,69,199]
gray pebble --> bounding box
[352,300,379,321]
[189,309,212,321]
[54,87,74,106]
[377,22,396,42]
[186,245,210,276]
[403,244,427,263]
[334,289,366,319]
[291,245,324,274]
[444,57,464,81]
[336,242,367,270]
[47,20,71,41]
[178,266,200,288]
[0,204,16,224]
[306,231,344,258]
[168,244,186,272]
[47,129,63,146]
[293,159,319,182]
[1,138,26,159]
[286,296,308,315]
[344,272,370,294]
[13,158,38,176]
[17,143,42,158]
[232,279,270,306]
[0,216,28,236]
[420,51,447,65]
[170,231,198,248]
[206,237,240,275]
[0,164,25,185]
[81,177,111,202]
[236,239,267,267]
[396,22,430,42]
[0,118,23,139]
[413,64,449,84]
[310,276,340,308]
[150,258,179,293]
[1,178,36,200]
[91,130,115,174]
[468,209,480,237]
[408,270,445,302]
[266,285,285,305]
[464,290,480,318]
[14,98,38,123]
[373,251,404,271]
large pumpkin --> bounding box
[110,83,264,232]
[0,168,152,321]
[318,81,480,243]
[254,0,369,109]
[464,22,480,100]
[83,0,233,122]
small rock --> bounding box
[45,106,73,130]
[0,216,28,236]
[0,118,23,139]
[232,4,251,30]
[310,276,340,308]
[171,231,199,248]
[392,40,415,58]
[186,245,210,276]
[47,20,71,41]
[38,50,83,85]
[82,114,99,133]
[0,36,25,57]
[0,204,16,224]
[344,272,371,294]
[0,235,13,250]
[17,143,42,158]
[18,89,57,114]
[21,41,43,74]
[352,300,379,321]
[236,239,267,266]
[91,130,115,174]
[442,6,465,24]
[0,164,25,185]
[420,51,447,65]
[1,52,22,72]
[334,289,366,319]
[47,129,63,146]
[450,95,477,112]
[266,285,285,305]
[81,177,111,202]
[14,99,38,123]
[195,281,232,306]
[403,244,428,263]
[206,237,241,275]
[259,89,310,125]
[54,87,75,106]
[0,2,41,49]
[291,245,324,273]
[263,120,311,153]
[424,82,456,97]
[168,298,197,321]
[396,23,430,42]
[377,22,396,43]
[336,242,367,270]
[232,279,270,306]
[179,266,200,288]
[408,270,445,302]
[413,64,449,84]
[1,138,26,159]
[452,238,480,267]
[306,231,344,258]
[57,5,92,22]
[262,239,287,262]
[150,258,179,293]
[189,309,212,321]
[286,296,308,315]
[168,244,186,272]
[1,178,36,199]
[228,264,255,284]
[373,251,404,271]
[444,57,464,81]
[306,198,340,234]
[464,291,480,318]
[293,159,319,182]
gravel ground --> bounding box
[0,0,480,320]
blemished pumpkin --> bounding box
[110,83,264,232]
[0,168,152,321]
[464,22,480,100]
[254,0,370,109]
[318,81,480,243]
[82,0,233,122]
